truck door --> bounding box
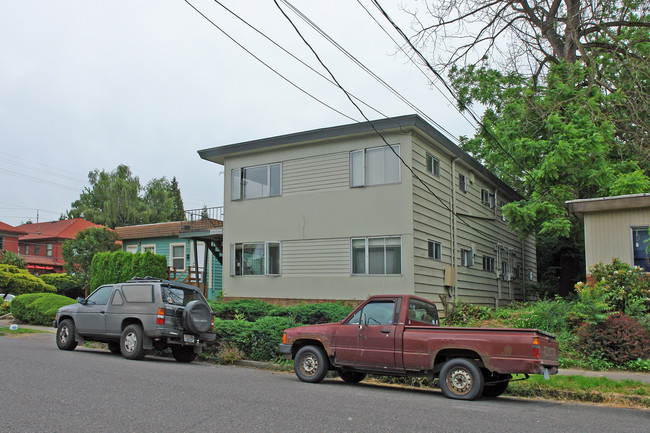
[75,285,113,336]
[332,299,399,370]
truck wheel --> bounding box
[338,370,366,383]
[482,380,509,397]
[108,341,121,354]
[56,319,78,351]
[120,324,146,360]
[294,345,329,383]
[172,346,197,363]
[440,359,484,400]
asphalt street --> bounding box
[1,333,648,433]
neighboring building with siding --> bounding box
[567,193,650,276]
[115,220,223,300]
[199,115,536,308]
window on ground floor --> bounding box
[231,241,281,276]
[351,236,401,275]
[171,243,186,270]
[632,226,650,272]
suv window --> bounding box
[111,291,124,306]
[162,286,203,306]
[86,286,113,305]
[122,284,154,303]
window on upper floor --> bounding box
[34,244,40,255]
[23,245,29,255]
[231,241,281,276]
[459,173,467,192]
[483,256,495,272]
[352,236,401,275]
[481,189,495,208]
[426,153,440,177]
[46,244,53,257]
[231,163,282,200]
[632,227,650,272]
[428,240,441,261]
[350,145,401,187]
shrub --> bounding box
[247,316,297,361]
[589,258,650,313]
[40,273,83,299]
[577,313,650,365]
[209,299,274,321]
[0,251,27,268]
[90,251,168,290]
[444,299,494,326]
[0,265,56,296]
[212,318,255,349]
[10,293,76,325]
[268,302,354,325]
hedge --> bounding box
[0,265,56,296]
[90,251,168,290]
[268,302,353,324]
[11,293,76,325]
[209,299,274,321]
[39,273,83,299]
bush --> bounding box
[443,299,494,326]
[0,251,27,268]
[589,258,650,313]
[248,316,297,361]
[39,273,83,299]
[10,293,76,325]
[0,265,56,296]
[209,299,274,321]
[577,313,650,365]
[90,251,168,290]
[268,302,354,325]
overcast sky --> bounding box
[1,0,475,227]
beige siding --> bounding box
[282,238,350,276]
[584,208,650,271]
[283,152,349,194]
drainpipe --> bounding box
[450,157,458,302]
[521,238,526,301]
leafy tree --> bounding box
[61,227,120,288]
[69,165,186,228]
[0,251,27,269]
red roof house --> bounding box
[16,218,106,276]
[0,221,27,254]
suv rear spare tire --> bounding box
[183,300,212,334]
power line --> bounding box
[273,0,501,243]
[278,0,459,144]
[183,0,359,123]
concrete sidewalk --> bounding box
[3,316,649,384]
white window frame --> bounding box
[141,244,156,254]
[230,241,281,276]
[170,243,186,271]
[231,163,282,201]
[350,145,401,187]
[481,189,495,208]
[428,240,441,261]
[426,153,440,177]
[46,243,53,257]
[351,236,402,275]
[460,249,474,267]
[126,245,138,254]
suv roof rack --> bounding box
[126,276,165,283]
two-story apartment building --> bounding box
[198,115,536,308]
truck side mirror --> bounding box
[77,297,87,305]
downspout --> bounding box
[450,157,458,303]
[521,237,526,301]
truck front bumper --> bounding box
[278,343,292,358]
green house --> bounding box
[115,215,224,300]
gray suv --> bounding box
[53,277,216,362]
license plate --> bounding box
[544,368,550,380]
[184,334,195,343]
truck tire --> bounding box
[440,358,484,400]
[338,370,366,383]
[172,346,197,363]
[183,300,212,334]
[56,319,78,351]
[120,324,146,360]
[482,380,509,397]
[294,345,329,383]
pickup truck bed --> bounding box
[280,295,558,400]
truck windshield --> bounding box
[162,286,203,306]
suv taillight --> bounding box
[156,308,165,325]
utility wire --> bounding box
[273,0,501,242]
[183,0,359,123]
[210,0,387,119]
[278,0,459,143]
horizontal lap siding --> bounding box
[282,238,350,276]
[282,152,349,194]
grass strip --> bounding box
[0,325,47,336]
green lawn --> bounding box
[0,325,47,336]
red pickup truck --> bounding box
[279,294,559,400]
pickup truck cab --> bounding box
[279,295,559,400]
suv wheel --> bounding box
[56,319,78,351]
[120,324,146,360]
[172,346,197,363]
[183,300,212,335]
